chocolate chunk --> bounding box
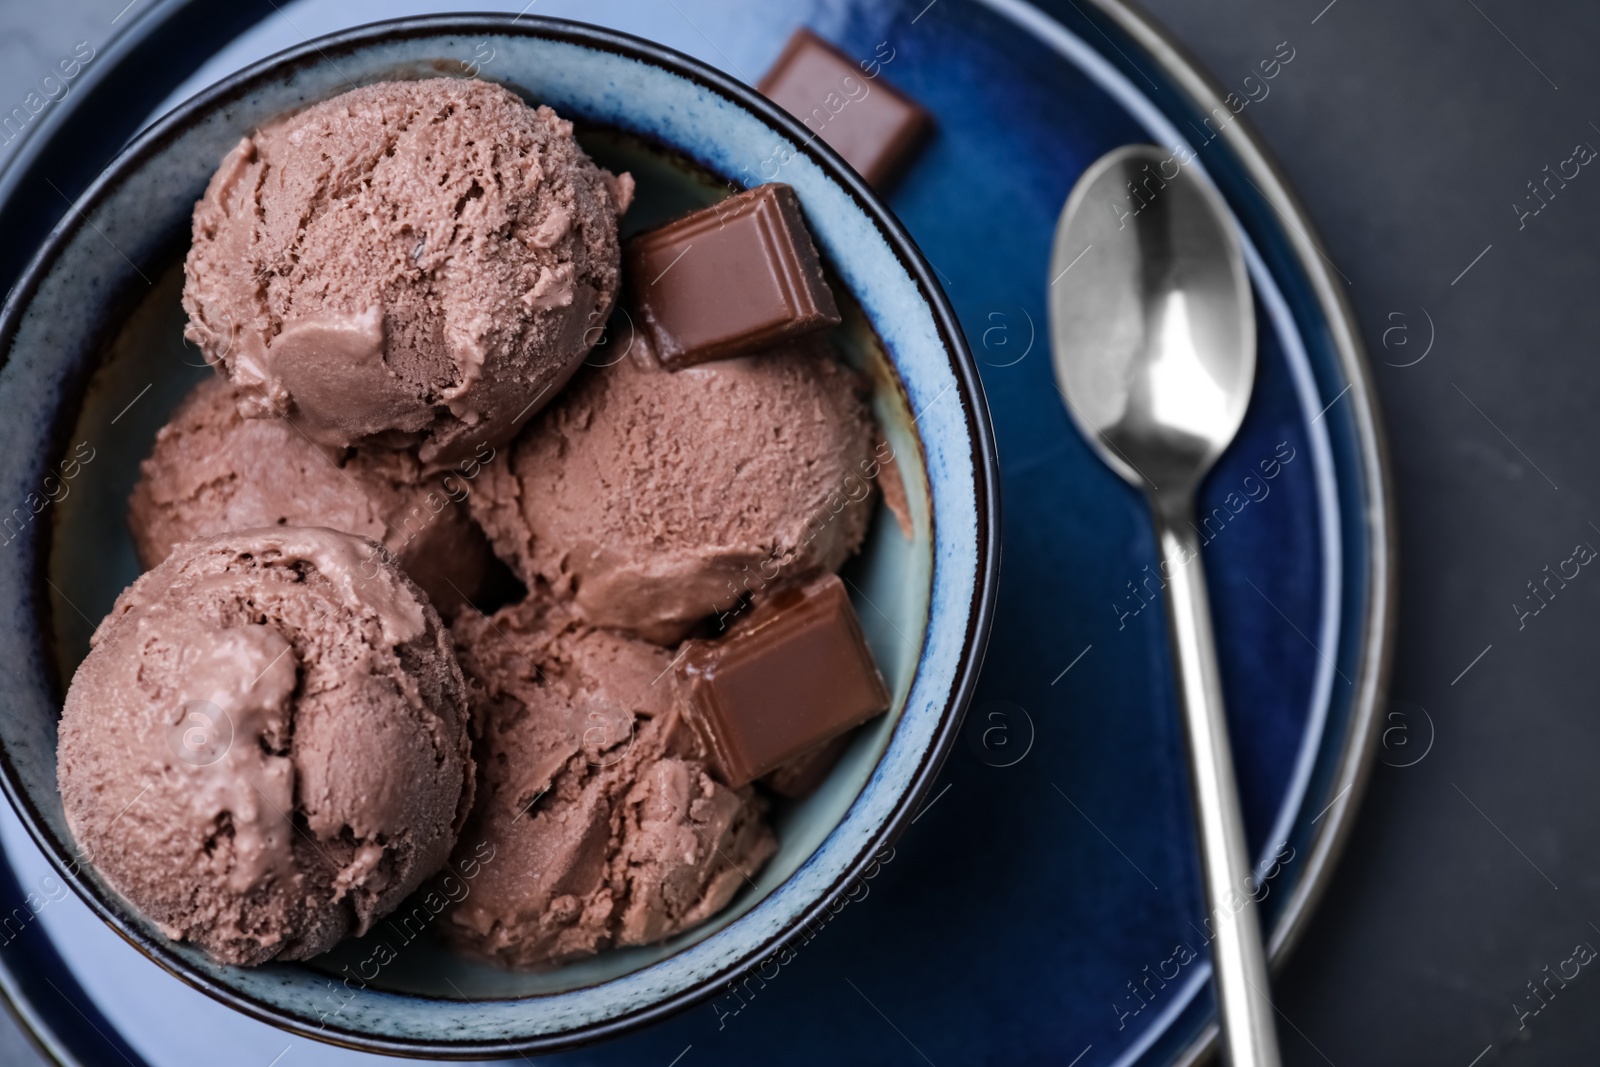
[761,729,858,799]
[677,572,890,788]
[623,183,841,368]
[758,29,934,190]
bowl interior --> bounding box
[46,125,933,1000]
[0,19,987,1049]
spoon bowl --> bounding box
[1050,144,1254,499]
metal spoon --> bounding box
[1049,144,1281,1067]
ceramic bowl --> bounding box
[0,14,998,1058]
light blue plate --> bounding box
[0,1,1391,1064]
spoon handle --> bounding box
[1152,497,1282,1067]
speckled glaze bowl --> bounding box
[0,14,997,1059]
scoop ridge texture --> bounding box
[182,78,632,463]
[471,341,877,644]
[446,594,775,968]
[57,527,474,966]
[129,376,495,617]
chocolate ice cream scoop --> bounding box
[470,337,881,644]
[445,594,775,969]
[128,377,495,617]
[182,79,633,464]
[57,527,474,966]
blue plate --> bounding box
[0,0,1391,1064]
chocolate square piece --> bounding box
[758,28,934,190]
[678,572,890,788]
[623,183,840,368]
[761,729,858,799]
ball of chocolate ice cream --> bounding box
[445,594,775,969]
[58,527,474,966]
[470,340,879,644]
[182,78,633,464]
[128,376,495,617]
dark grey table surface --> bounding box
[2,1,1597,1064]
